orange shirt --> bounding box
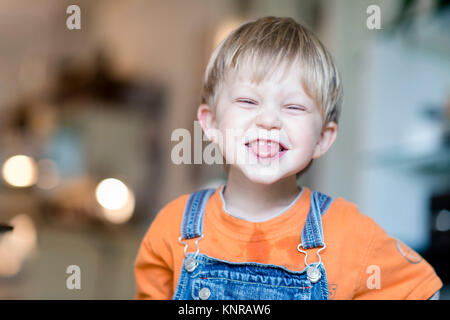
[134,185,442,300]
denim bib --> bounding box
[173,188,333,300]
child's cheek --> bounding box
[213,120,247,165]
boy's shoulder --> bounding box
[327,196,366,217]
[151,192,191,225]
[324,194,380,236]
[145,192,192,242]
[309,189,369,219]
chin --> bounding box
[240,166,287,185]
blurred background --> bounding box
[0,0,449,299]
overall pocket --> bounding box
[191,270,312,300]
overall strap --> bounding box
[180,188,216,240]
[300,191,333,249]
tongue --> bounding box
[250,142,280,158]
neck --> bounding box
[222,167,301,220]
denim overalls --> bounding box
[173,188,333,300]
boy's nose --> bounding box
[254,107,282,130]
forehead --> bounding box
[224,61,307,96]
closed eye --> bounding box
[286,105,306,111]
[237,99,257,105]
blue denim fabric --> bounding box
[173,189,332,300]
[173,253,329,300]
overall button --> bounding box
[184,257,198,272]
[306,265,322,283]
[199,287,211,300]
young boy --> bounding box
[134,16,442,300]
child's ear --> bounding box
[197,104,219,144]
[312,121,338,159]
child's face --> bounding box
[199,62,338,185]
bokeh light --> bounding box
[1,155,38,187]
[95,178,129,210]
[95,178,135,224]
[102,189,135,224]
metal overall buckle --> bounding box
[178,235,203,272]
[297,243,326,283]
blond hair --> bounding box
[201,16,343,126]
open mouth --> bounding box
[244,139,288,159]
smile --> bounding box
[245,139,288,159]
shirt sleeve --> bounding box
[134,205,178,300]
[352,219,443,300]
